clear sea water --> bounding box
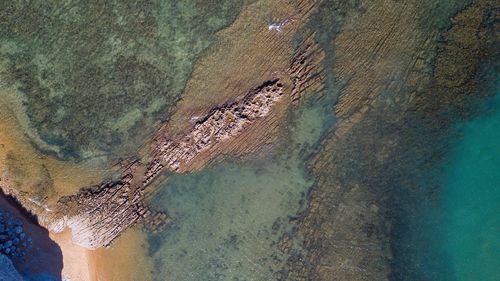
[397,91,500,281]
[437,93,500,281]
[1,1,498,280]
[146,82,500,281]
[148,92,335,281]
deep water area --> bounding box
[391,91,500,281]
[438,93,500,281]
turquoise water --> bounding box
[438,93,500,281]
[399,92,500,281]
[148,94,335,280]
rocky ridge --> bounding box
[52,79,285,248]
[147,79,284,176]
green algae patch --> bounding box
[0,0,249,162]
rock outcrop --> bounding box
[52,80,285,248]
[147,79,284,176]
[288,37,325,104]
[53,160,151,248]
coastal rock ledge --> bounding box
[41,39,322,249]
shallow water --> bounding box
[138,2,340,279]
[0,0,248,162]
[0,1,497,280]
[148,92,335,280]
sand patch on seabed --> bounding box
[0,87,108,202]
[90,228,153,281]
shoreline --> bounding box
[51,227,153,281]
[1,2,321,279]
[0,193,62,279]
[0,186,95,280]
[0,190,151,281]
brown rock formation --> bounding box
[52,160,149,248]
[289,36,325,104]
[147,79,285,176]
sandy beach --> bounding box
[50,230,93,281]
[51,227,153,281]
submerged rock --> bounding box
[0,253,23,281]
[0,211,32,258]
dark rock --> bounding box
[14,226,22,234]
[4,240,12,248]
[13,219,22,226]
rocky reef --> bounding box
[0,1,249,162]
[43,37,323,249]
